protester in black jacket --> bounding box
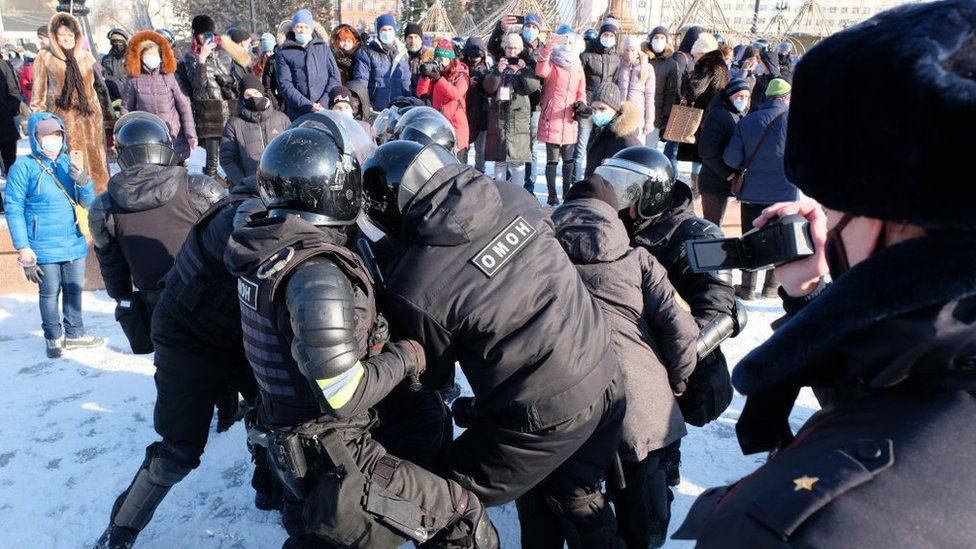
[643,26,680,144]
[463,36,491,172]
[676,3,976,544]
[0,58,21,177]
[219,75,290,186]
[585,83,641,177]
[697,78,749,225]
[101,29,129,113]
[749,50,782,112]
[678,36,728,167]
[88,115,224,321]
[365,142,625,547]
[575,20,621,181]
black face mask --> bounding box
[244,96,271,112]
[110,41,126,56]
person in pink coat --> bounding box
[535,32,586,205]
[616,36,655,142]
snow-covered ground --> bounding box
[1,136,821,547]
[0,289,820,548]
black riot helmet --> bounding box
[583,28,598,42]
[113,112,179,169]
[595,146,676,228]
[392,106,457,152]
[257,117,362,226]
[398,143,459,213]
[362,140,424,235]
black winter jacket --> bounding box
[585,101,642,177]
[697,93,743,198]
[676,233,976,547]
[0,60,21,143]
[581,41,620,95]
[219,102,290,185]
[88,165,225,298]
[553,197,697,459]
[678,50,729,162]
[382,164,619,432]
[100,51,127,102]
[643,42,680,130]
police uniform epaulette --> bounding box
[746,438,893,540]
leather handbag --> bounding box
[662,104,704,144]
[731,111,787,196]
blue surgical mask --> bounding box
[522,27,539,43]
[732,98,749,113]
[40,135,63,154]
[295,32,311,45]
[379,30,396,45]
[592,110,614,127]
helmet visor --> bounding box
[595,163,646,211]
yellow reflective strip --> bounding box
[316,364,365,410]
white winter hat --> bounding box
[691,33,719,56]
[501,33,524,53]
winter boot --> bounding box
[93,524,138,549]
[761,270,779,299]
[64,335,105,350]
[662,440,681,487]
[216,394,246,433]
[734,271,757,301]
[545,161,559,205]
[46,338,64,358]
[561,160,575,202]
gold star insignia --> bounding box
[793,475,820,491]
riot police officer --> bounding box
[595,146,745,485]
[224,118,497,548]
[362,140,625,547]
[374,105,457,151]
[94,150,265,549]
[89,112,225,354]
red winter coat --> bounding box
[535,45,586,146]
[416,62,470,150]
[19,61,33,102]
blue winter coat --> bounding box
[723,100,799,204]
[275,36,342,120]
[3,113,94,264]
[353,40,411,111]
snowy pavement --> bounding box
[0,289,821,548]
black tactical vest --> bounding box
[113,179,202,291]
[238,240,377,427]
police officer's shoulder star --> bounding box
[793,475,819,491]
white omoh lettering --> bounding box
[481,255,497,269]
[492,242,510,256]
[515,221,533,236]
[505,233,519,245]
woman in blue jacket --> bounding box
[353,14,411,111]
[275,9,342,120]
[3,112,103,357]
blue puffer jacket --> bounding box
[723,100,799,204]
[3,113,94,264]
[275,34,342,120]
[353,39,411,110]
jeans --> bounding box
[473,131,487,173]
[524,110,540,192]
[494,162,526,186]
[573,117,593,182]
[38,257,86,340]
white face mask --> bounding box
[142,54,161,70]
[732,98,749,113]
[651,38,666,53]
[40,135,63,154]
[600,36,616,49]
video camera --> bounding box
[685,214,814,273]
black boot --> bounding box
[93,524,138,549]
[561,160,575,203]
[216,392,246,433]
[545,161,559,206]
[735,271,757,301]
[761,270,779,299]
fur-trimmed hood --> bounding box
[642,42,674,60]
[125,30,177,77]
[46,13,86,60]
[220,35,252,70]
[609,101,641,137]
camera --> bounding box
[419,61,440,78]
[685,214,814,273]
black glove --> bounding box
[22,264,44,284]
[573,101,592,121]
[388,338,426,378]
[451,396,478,429]
[429,67,442,82]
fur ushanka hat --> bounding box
[785,0,976,230]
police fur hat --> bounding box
[785,0,976,230]
[191,15,215,36]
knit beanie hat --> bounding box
[292,9,314,28]
[524,13,543,29]
[591,82,622,111]
[404,22,423,38]
[191,15,215,36]
[501,33,524,52]
[690,33,719,56]
[434,39,455,59]
[259,33,276,53]
[598,21,619,36]
[239,74,264,95]
[649,26,669,40]
[565,174,619,210]
[229,28,250,44]
[621,35,641,51]
[376,13,396,31]
[329,85,354,108]
[35,117,62,139]
[765,78,792,98]
[37,25,49,38]
[723,78,750,99]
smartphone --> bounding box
[506,56,521,65]
[203,32,215,45]
[510,14,525,24]
[69,150,84,172]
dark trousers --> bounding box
[202,137,220,177]
[607,450,673,549]
[700,191,729,227]
[545,143,575,202]
[0,139,16,175]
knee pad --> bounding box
[111,455,191,532]
[546,161,559,167]
[563,159,575,166]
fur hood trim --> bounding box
[642,42,674,60]
[47,13,85,60]
[220,35,252,69]
[125,30,177,77]
[611,101,641,137]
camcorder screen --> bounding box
[689,239,742,270]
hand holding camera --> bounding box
[753,200,829,298]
